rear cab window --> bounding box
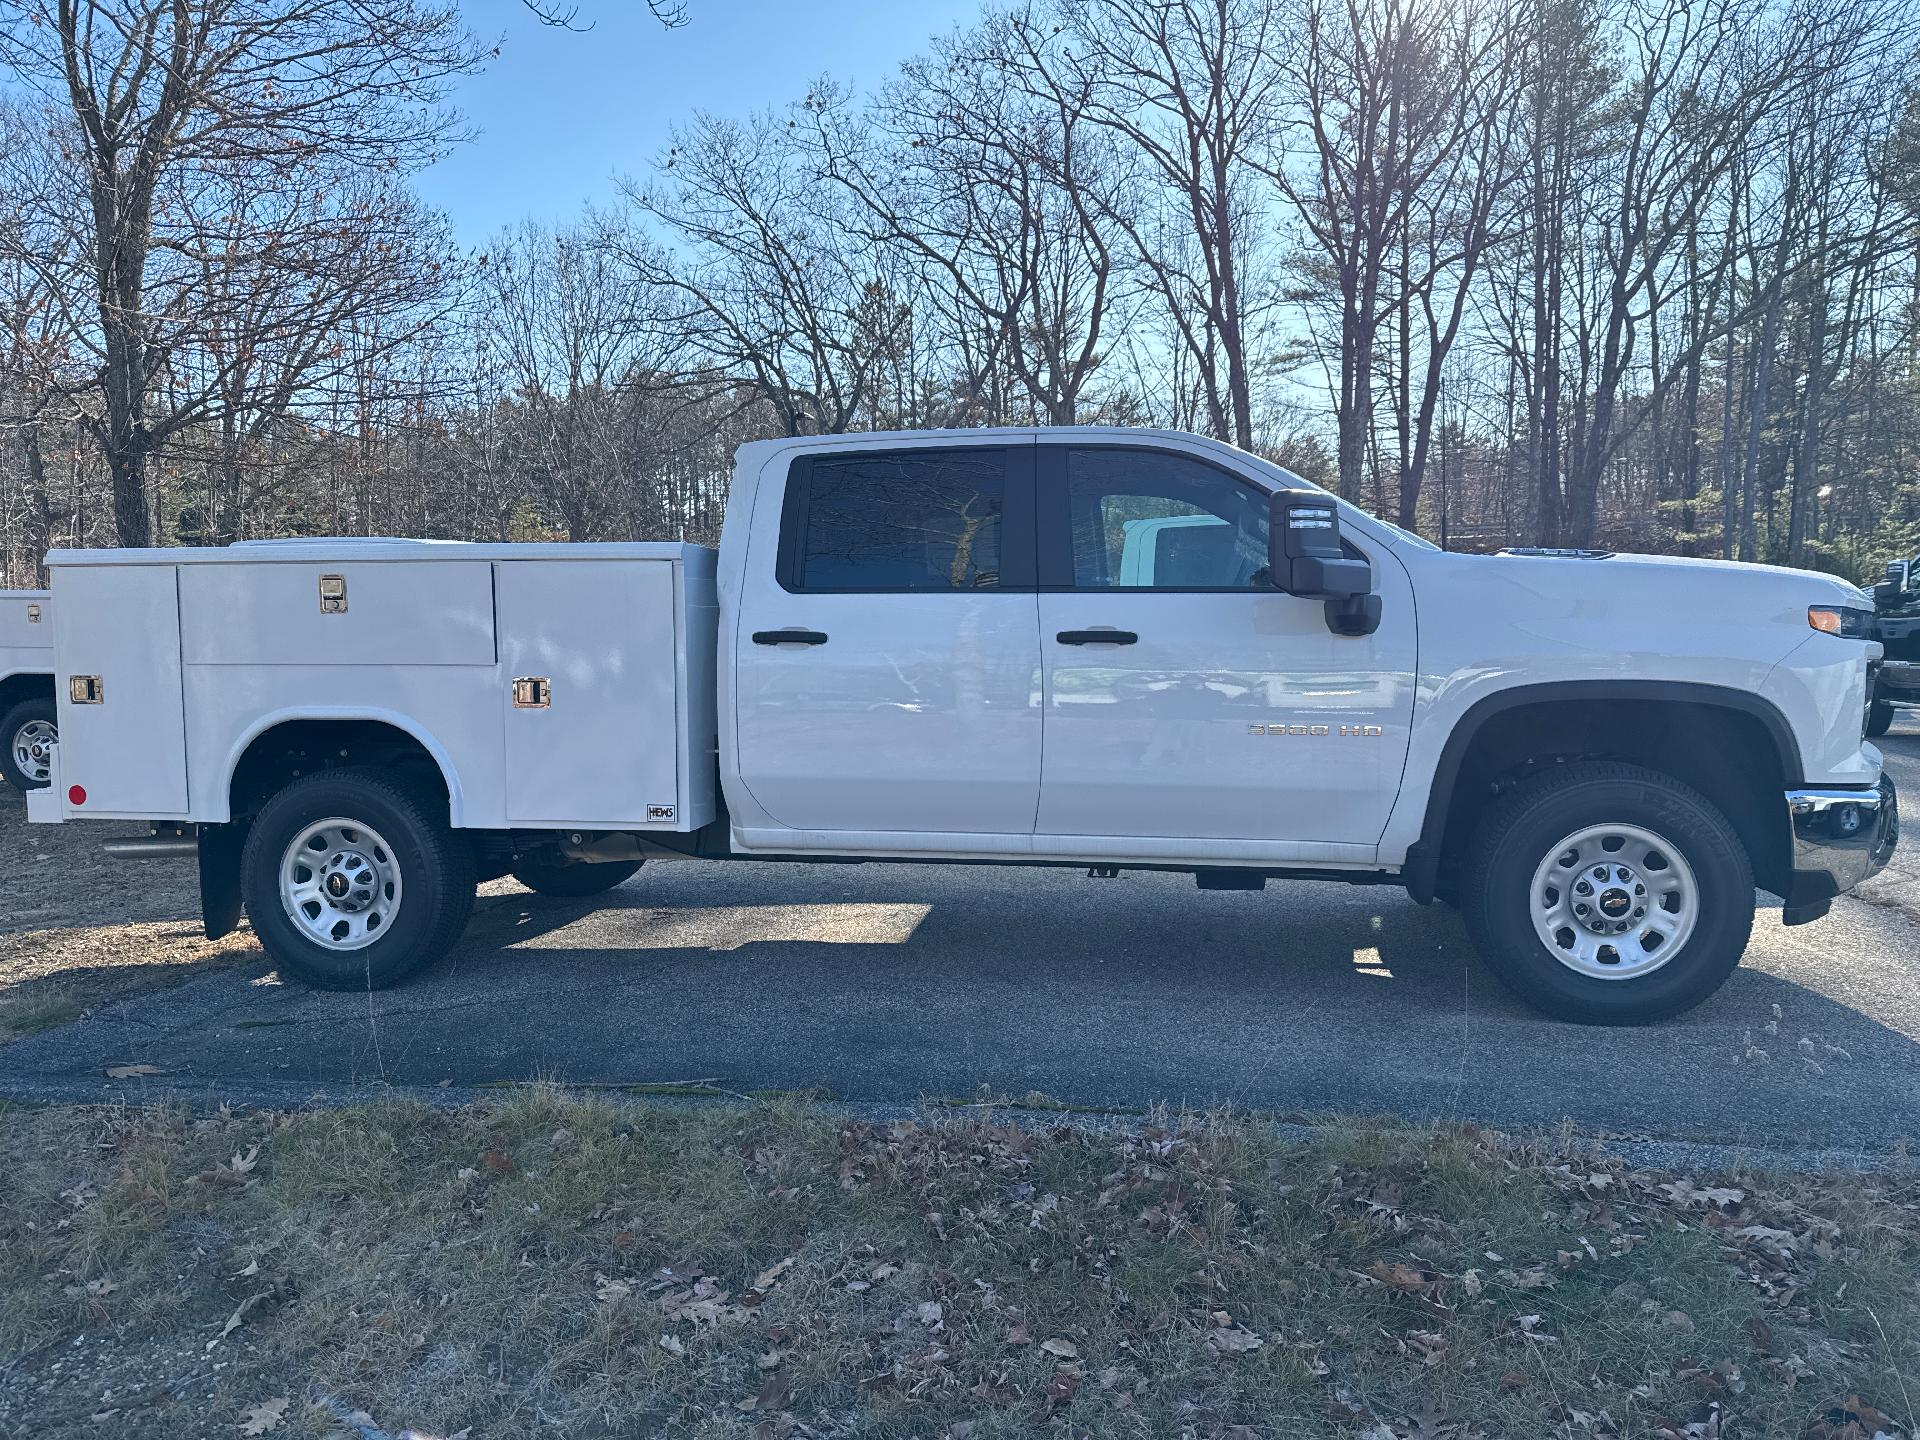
[778,447,1033,592]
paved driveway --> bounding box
[5,721,1918,1155]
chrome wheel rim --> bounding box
[1529,822,1698,980]
[279,818,403,951]
[11,719,55,785]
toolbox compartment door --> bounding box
[179,561,495,666]
[496,560,682,826]
[52,566,189,815]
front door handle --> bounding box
[1056,629,1138,646]
[752,628,829,646]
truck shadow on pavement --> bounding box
[5,854,1916,1153]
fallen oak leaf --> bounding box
[238,1397,288,1435]
[198,1146,261,1188]
[105,1064,164,1079]
[752,1256,796,1291]
[1368,1259,1441,1293]
[1040,1336,1079,1359]
[1207,1326,1264,1356]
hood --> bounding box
[1408,547,1876,647]
[1468,547,1872,607]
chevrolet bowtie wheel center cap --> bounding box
[1530,825,1700,981]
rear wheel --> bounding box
[1461,762,1753,1024]
[1867,699,1895,738]
[1,697,56,791]
[242,768,474,990]
[511,857,642,898]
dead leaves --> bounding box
[737,1367,795,1414]
[1368,1258,1445,1296]
[104,1063,164,1078]
[237,1397,288,1435]
[195,1145,260,1189]
[1661,1179,1747,1211]
[208,1290,274,1351]
[1802,1394,1911,1440]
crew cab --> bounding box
[0,589,55,791]
[24,428,1899,1023]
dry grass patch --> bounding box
[0,1092,1914,1439]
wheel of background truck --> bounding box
[1,697,57,791]
[510,857,643,897]
[241,768,475,990]
[1460,761,1754,1025]
[1867,699,1895,738]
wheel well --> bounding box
[228,720,453,824]
[1424,696,1791,899]
[0,672,54,715]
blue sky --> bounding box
[417,0,982,248]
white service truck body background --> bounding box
[0,589,52,685]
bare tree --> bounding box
[1269,0,1528,517]
[0,0,481,545]
[478,216,657,541]
[1000,0,1288,449]
[617,109,902,436]
[813,18,1134,426]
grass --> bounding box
[0,988,87,1043]
[0,1093,1914,1440]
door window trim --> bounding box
[1036,442,1281,594]
[775,445,1038,594]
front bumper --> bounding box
[1780,774,1898,924]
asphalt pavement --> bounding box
[4,720,1918,1156]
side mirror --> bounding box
[1268,489,1381,636]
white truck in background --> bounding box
[0,590,55,791]
[25,427,1899,1024]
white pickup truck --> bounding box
[25,427,1898,1023]
[0,589,55,791]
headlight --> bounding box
[1809,605,1873,638]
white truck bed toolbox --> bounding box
[43,541,719,830]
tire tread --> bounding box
[1460,760,1754,1024]
[241,767,474,990]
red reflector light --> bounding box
[67,784,86,806]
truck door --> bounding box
[1033,443,1416,852]
[732,443,1042,839]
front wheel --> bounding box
[242,768,475,990]
[511,857,642,898]
[1867,699,1895,738]
[1461,762,1754,1025]
[1,697,57,791]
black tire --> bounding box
[1,696,56,791]
[241,768,475,990]
[1867,699,1895,738]
[1461,761,1754,1025]
[511,857,642,898]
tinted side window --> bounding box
[794,450,1005,592]
[1066,448,1269,589]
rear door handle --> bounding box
[1056,629,1138,646]
[752,628,829,646]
